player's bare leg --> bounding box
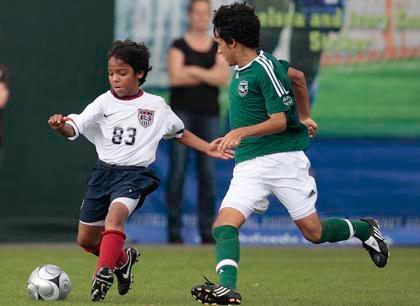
[295,212,389,267]
[77,223,103,255]
[108,202,141,295]
[192,208,244,305]
[213,207,245,228]
[294,212,323,243]
[103,203,141,295]
[77,221,131,270]
[91,202,129,301]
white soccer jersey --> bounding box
[66,90,184,167]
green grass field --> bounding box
[312,59,420,138]
[1,245,419,305]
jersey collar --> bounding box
[111,89,144,100]
[234,50,263,71]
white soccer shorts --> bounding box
[220,151,317,220]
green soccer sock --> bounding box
[350,220,371,241]
[213,225,240,290]
[319,218,372,243]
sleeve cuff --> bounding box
[65,117,80,141]
[163,128,184,140]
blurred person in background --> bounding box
[166,0,230,244]
[0,65,10,165]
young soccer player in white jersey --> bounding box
[191,3,390,305]
[48,40,233,302]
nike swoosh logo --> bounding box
[104,113,115,118]
[122,256,132,279]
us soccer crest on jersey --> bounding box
[138,109,154,128]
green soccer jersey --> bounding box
[229,51,309,163]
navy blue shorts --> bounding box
[79,160,160,224]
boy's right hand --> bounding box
[48,114,66,130]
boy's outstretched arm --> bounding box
[176,129,233,160]
[48,114,75,137]
[288,67,317,138]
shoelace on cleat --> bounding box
[202,274,215,286]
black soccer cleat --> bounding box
[361,217,390,268]
[191,277,241,305]
[114,247,140,295]
[91,267,114,302]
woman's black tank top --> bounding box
[169,38,220,115]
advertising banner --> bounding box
[115,0,420,245]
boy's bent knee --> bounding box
[77,237,99,252]
[105,202,129,230]
[303,230,322,244]
[213,207,245,229]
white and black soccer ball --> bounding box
[27,264,71,301]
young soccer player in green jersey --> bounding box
[191,3,389,305]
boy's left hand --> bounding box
[217,128,245,150]
[207,137,234,160]
[301,118,317,138]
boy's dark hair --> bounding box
[108,39,152,86]
[213,2,260,49]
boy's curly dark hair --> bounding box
[108,39,152,86]
[213,2,260,49]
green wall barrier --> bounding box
[0,1,114,241]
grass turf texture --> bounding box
[0,245,419,305]
[312,59,420,138]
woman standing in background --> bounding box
[166,0,230,244]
